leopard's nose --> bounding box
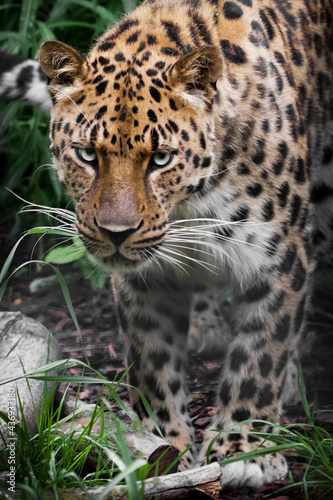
[94,218,143,247]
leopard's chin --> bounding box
[91,251,147,273]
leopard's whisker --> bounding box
[145,250,163,271]
[154,248,190,274]
[161,246,219,273]
[170,217,266,227]
[53,92,93,129]
[7,189,76,220]
[33,163,56,176]
[164,239,236,265]
[167,232,265,251]
[138,270,151,290]
[20,209,76,228]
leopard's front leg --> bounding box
[113,273,195,470]
[201,244,310,488]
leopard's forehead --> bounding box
[85,21,176,100]
[67,59,179,156]
[50,1,224,155]
[81,41,176,127]
[59,42,192,155]
[90,0,218,60]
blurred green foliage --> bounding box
[0,0,138,240]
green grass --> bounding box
[0,0,139,238]
[0,358,157,499]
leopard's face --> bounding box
[48,43,221,272]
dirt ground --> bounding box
[1,242,333,499]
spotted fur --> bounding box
[37,0,332,488]
[0,51,51,112]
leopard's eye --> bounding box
[76,147,97,164]
[151,151,173,167]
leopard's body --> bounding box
[35,0,333,488]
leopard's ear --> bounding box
[39,40,85,87]
[171,45,223,109]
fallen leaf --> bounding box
[108,344,117,358]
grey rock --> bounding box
[0,312,61,448]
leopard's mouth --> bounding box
[80,224,165,272]
[92,250,144,272]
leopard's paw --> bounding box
[220,453,288,489]
[200,434,287,488]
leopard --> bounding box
[36,0,333,489]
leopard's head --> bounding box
[40,29,222,272]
